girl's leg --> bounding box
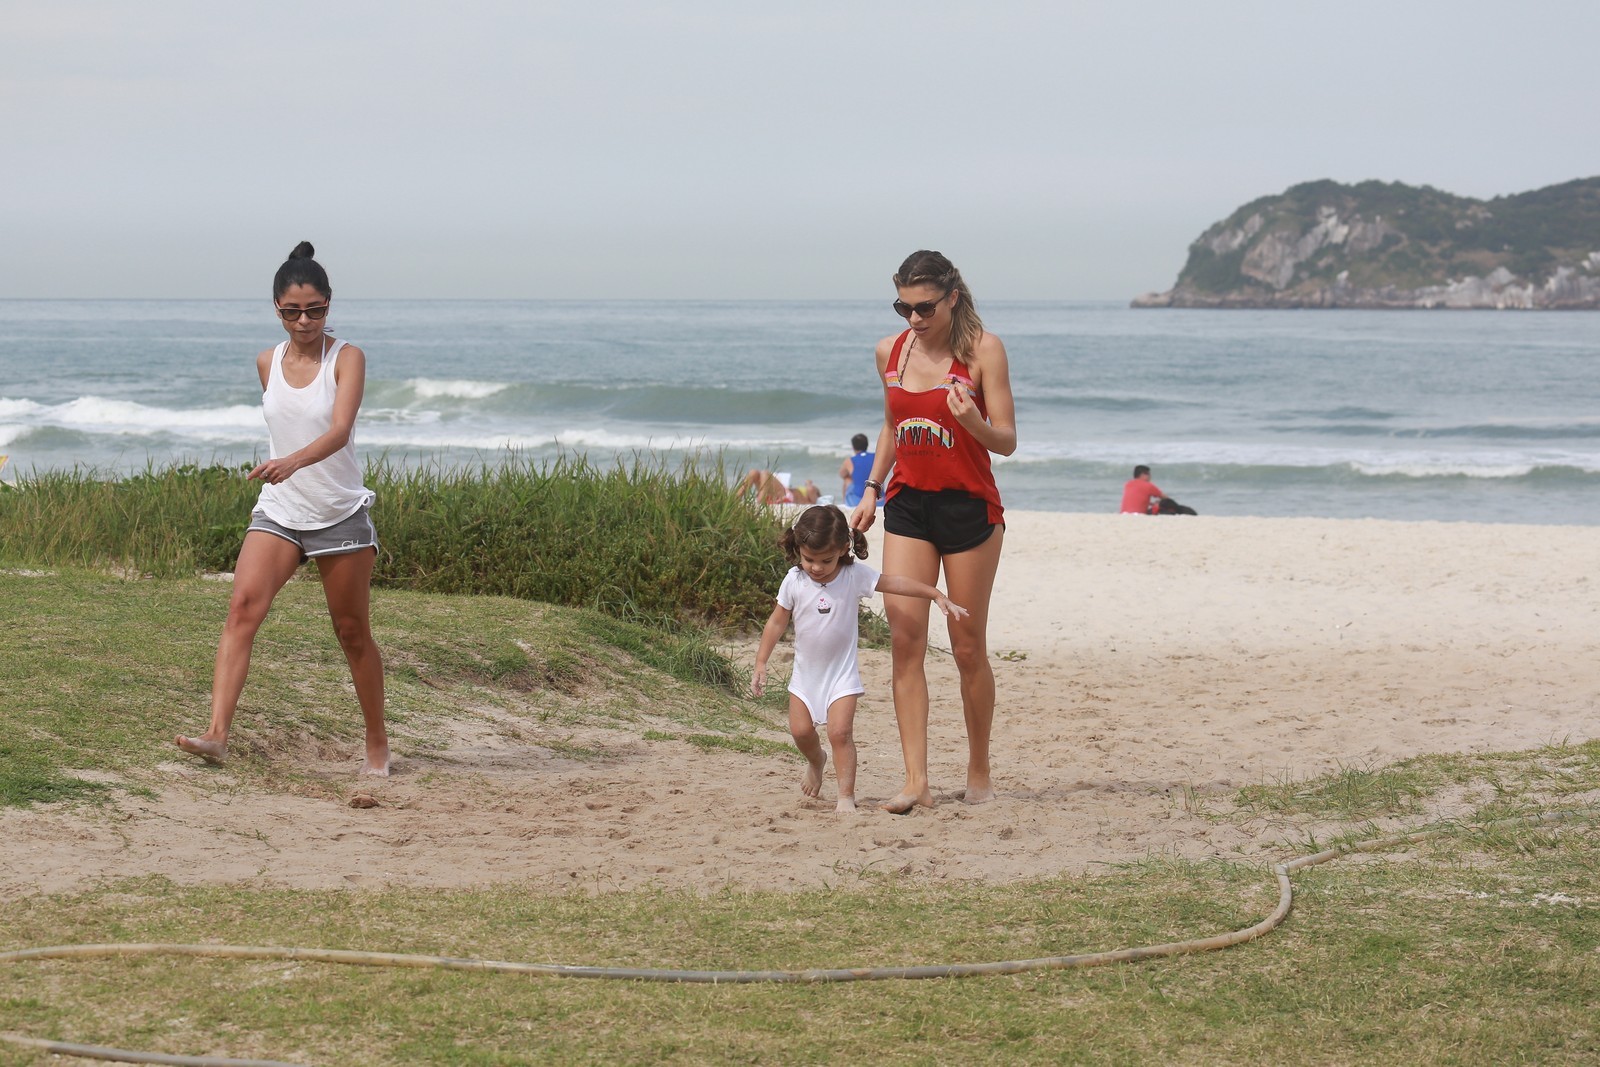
[788,695,827,798]
[315,547,389,776]
[825,694,860,812]
[177,531,304,761]
[940,526,1005,804]
[881,532,941,813]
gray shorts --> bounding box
[247,506,378,561]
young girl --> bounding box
[753,506,967,812]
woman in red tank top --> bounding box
[848,250,1017,813]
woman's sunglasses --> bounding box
[892,294,948,320]
[275,303,330,321]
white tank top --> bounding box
[255,338,375,529]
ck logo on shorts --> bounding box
[817,595,832,615]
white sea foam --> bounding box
[0,425,26,447]
[51,396,264,432]
[356,407,441,426]
[0,398,47,418]
[359,426,556,450]
[1349,460,1539,479]
[1000,438,1600,476]
[405,378,510,400]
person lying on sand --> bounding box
[742,468,822,506]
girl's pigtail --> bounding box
[851,529,869,560]
[778,525,800,565]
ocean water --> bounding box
[2,299,1598,525]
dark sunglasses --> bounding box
[275,303,330,321]
[892,293,948,319]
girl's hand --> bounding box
[247,456,301,484]
[936,595,970,622]
[751,664,767,697]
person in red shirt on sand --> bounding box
[1121,465,1164,514]
[1121,465,1195,515]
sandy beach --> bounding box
[5,511,1598,898]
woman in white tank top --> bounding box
[176,242,390,776]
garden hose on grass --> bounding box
[3,806,1594,1067]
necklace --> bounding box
[289,335,330,363]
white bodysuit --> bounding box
[776,561,881,724]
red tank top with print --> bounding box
[883,329,1004,524]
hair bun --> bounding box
[288,241,316,260]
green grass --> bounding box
[1235,745,1600,823]
[3,815,1597,1064]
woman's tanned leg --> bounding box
[177,531,303,761]
[881,532,941,812]
[941,527,1004,803]
[316,548,389,775]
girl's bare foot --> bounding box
[835,796,858,813]
[175,735,227,763]
[801,752,827,798]
[881,787,934,814]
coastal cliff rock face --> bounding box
[1134,177,1600,309]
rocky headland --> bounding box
[1134,177,1600,309]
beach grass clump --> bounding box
[0,461,256,576]
[0,454,788,627]
[373,453,784,626]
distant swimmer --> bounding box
[1120,464,1197,515]
[176,242,391,777]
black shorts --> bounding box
[883,487,1000,555]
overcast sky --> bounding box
[4,1,1597,300]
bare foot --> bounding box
[801,752,827,798]
[175,734,227,763]
[835,796,858,814]
[361,741,391,777]
[962,779,996,805]
[880,787,934,814]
